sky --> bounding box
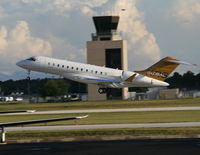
[0,0,199,80]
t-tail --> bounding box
[136,57,195,81]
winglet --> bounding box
[76,115,88,119]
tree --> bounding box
[166,72,182,88]
[195,73,200,89]
[182,71,196,90]
[40,79,69,97]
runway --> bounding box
[2,106,200,115]
[6,122,200,131]
[1,139,200,155]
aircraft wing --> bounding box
[0,115,88,127]
[83,77,121,83]
[0,110,36,114]
[69,73,121,83]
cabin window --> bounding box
[27,57,36,61]
[95,71,98,74]
[71,67,74,69]
[62,65,64,68]
[53,63,55,66]
[76,67,78,70]
[67,66,69,69]
[57,64,59,67]
[81,68,83,71]
[100,72,103,74]
[91,70,93,73]
[86,69,88,72]
[48,62,50,65]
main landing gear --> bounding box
[98,88,108,94]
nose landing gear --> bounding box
[27,70,31,103]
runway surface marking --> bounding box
[6,122,200,131]
[2,106,200,115]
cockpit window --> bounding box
[27,57,36,61]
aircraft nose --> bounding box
[16,60,26,68]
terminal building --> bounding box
[87,16,129,101]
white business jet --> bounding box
[16,56,193,94]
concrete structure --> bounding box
[87,16,129,101]
[159,89,180,99]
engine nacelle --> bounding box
[121,71,135,82]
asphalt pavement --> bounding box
[1,138,200,155]
[5,122,200,131]
[2,106,200,115]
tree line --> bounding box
[0,71,199,97]
[166,71,200,90]
[0,78,87,96]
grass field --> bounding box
[1,110,200,125]
[7,127,200,140]
[0,98,200,111]
[1,98,200,140]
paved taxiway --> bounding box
[1,139,200,155]
[2,106,200,115]
[2,106,200,131]
[5,122,200,131]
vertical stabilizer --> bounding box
[136,57,181,81]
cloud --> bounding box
[36,0,161,68]
[0,7,7,19]
[106,0,161,68]
[48,35,86,63]
[0,0,161,79]
[44,0,161,69]
[0,26,7,50]
[20,0,109,16]
[172,0,200,24]
[0,21,52,73]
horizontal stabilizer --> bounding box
[0,115,88,127]
[0,110,36,114]
[165,59,197,66]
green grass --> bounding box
[0,98,200,111]
[1,98,200,141]
[7,127,200,140]
[1,110,200,125]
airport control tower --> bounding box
[87,16,129,101]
